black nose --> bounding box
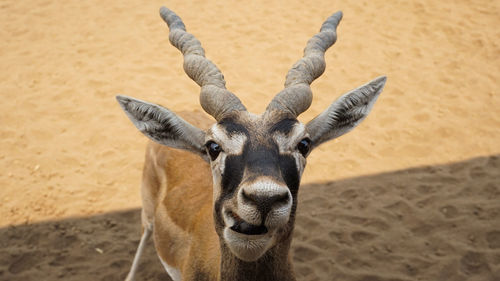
[241,188,290,218]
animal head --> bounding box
[117,7,386,262]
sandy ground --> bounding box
[0,0,499,280]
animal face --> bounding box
[206,111,308,261]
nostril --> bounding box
[268,192,290,207]
[273,192,290,205]
[241,189,256,204]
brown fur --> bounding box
[140,110,299,280]
[140,111,220,280]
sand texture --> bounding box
[1,0,499,280]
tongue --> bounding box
[231,221,268,235]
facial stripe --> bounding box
[270,118,298,135]
[220,152,246,200]
[218,119,249,136]
[214,150,247,232]
[278,154,300,195]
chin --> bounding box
[223,227,276,261]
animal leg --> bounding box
[124,224,152,281]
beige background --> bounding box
[0,0,499,280]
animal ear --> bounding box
[116,95,208,160]
[306,76,386,148]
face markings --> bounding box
[269,118,298,135]
[270,118,303,154]
[208,119,249,229]
[210,118,308,183]
[209,115,308,232]
[221,151,246,200]
[278,154,300,195]
[218,118,250,136]
[245,142,280,179]
[209,124,247,155]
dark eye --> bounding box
[206,141,222,161]
[297,138,311,156]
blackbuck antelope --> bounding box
[117,7,386,281]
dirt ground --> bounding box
[1,0,499,280]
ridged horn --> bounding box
[159,7,246,121]
[266,11,343,117]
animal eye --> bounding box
[206,141,222,161]
[297,138,311,156]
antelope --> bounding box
[117,7,386,281]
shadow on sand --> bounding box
[1,155,499,281]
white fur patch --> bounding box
[273,122,307,153]
[294,151,306,176]
[158,255,182,281]
[210,124,247,155]
[223,227,274,262]
[211,153,225,200]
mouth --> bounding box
[228,211,268,235]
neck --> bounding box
[218,237,296,281]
